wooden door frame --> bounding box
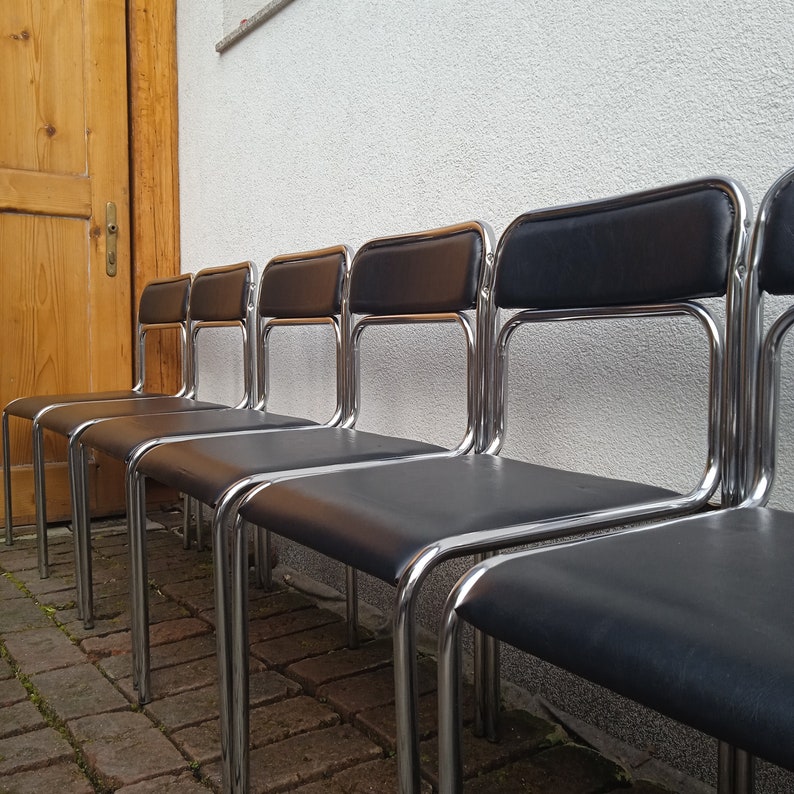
[90,0,181,517]
[127,0,181,371]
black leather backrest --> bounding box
[189,262,252,322]
[259,248,346,318]
[349,224,484,315]
[757,174,794,296]
[495,186,736,309]
[137,274,191,325]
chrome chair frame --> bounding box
[182,260,258,409]
[341,310,479,452]
[2,273,192,549]
[71,248,354,628]
[433,171,794,794]
[115,247,352,668]
[188,249,351,545]
[123,222,493,791]
[226,177,750,794]
[258,316,345,424]
[38,261,256,616]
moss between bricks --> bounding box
[0,638,113,794]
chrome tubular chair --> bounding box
[72,247,350,630]
[2,273,192,546]
[234,177,749,794]
[125,223,491,788]
[435,169,794,794]
[28,261,256,598]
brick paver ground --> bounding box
[0,511,681,793]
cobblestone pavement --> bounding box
[0,512,680,793]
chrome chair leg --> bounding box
[346,565,359,649]
[196,501,205,551]
[214,494,245,794]
[130,470,152,703]
[68,438,94,628]
[231,512,250,794]
[394,548,488,793]
[393,572,423,794]
[32,421,49,578]
[718,743,755,794]
[253,523,271,590]
[124,465,140,691]
[473,552,500,741]
[215,481,294,793]
[182,494,192,550]
[3,411,13,546]
[474,629,500,741]
[438,594,464,794]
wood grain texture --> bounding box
[84,0,133,393]
[0,167,91,217]
[1,457,177,526]
[1,0,135,523]
[1,0,181,524]
[128,0,182,395]
[0,213,91,465]
[0,0,86,174]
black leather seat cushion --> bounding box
[758,176,794,295]
[455,506,794,772]
[495,188,734,309]
[36,397,223,437]
[80,410,317,462]
[6,390,162,419]
[137,428,446,507]
[237,454,676,584]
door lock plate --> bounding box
[106,202,118,277]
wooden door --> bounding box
[1,0,132,525]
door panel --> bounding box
[1,213,91,464]
[0,0,86,175]
[1,0,132,525]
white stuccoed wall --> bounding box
[177,1,794,788]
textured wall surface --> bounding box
[177,1,794,788]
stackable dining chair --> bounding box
[71,246,350,629]
[2,273,192,546]
[123,222,492,734]
[233,177,749,793]
[26,261,257,589]
[437,167,794,794]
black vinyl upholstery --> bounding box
[259,250,345,318]
[6,391,150,420]
[79,250,348,470]
[349,225,484,315]
[188,262,252,322]
[187,186,744,793]
[758,175,794,295]
[439,170,794,784]
[238,455,675,584]
[36,397,223,437]
[80,410,315,462]
[137,429,445,507]
[455,508,794,772]
[129,224,489,508]
[136,274,192,325]
[495,187,735,309]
